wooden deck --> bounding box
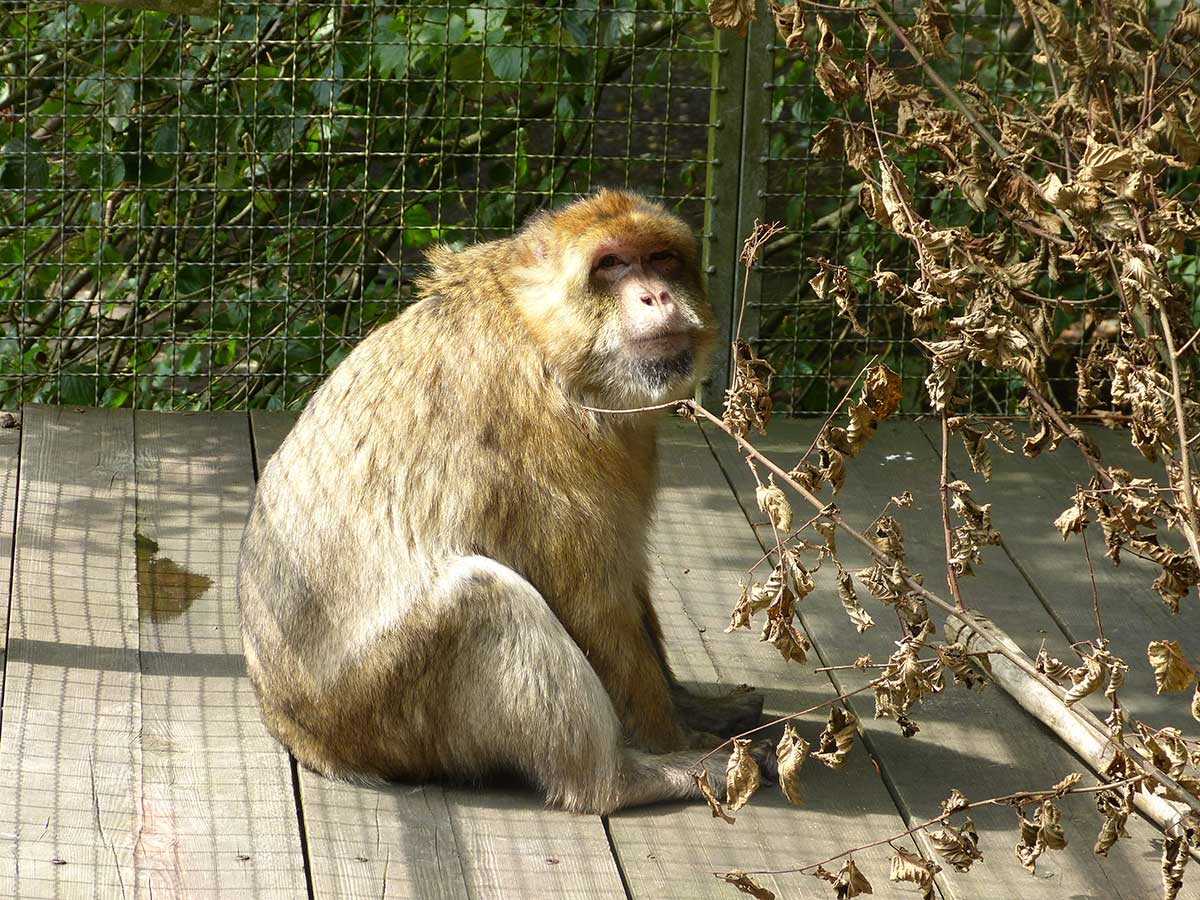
[0,406,1195,899]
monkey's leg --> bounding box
[432,556,727,814]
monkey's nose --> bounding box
[640,290,673,308]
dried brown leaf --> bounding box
[910,0,954,60]
[812,706,858,769]
[868,515,905,561]
[776,723,810,805]
[1064,648,1110,706]
[1048,772,1081,796]
[1135,723,1189,779]
[874,636,945,725]
[726,580,752,633]
[1036,647,1073,682]
[1055,497,1089,539]
[692,769,735,823]
[709,0,756,36]
[1093,788,1132,856]
[769,0,806,51]
[1162,835,1189,900]
[816,519,838,558]
[889,846,940,899]
[720,870,775,900]
[929,817,983,872]
[812,857,874,898]
[880,159,915,234]
[756,480,794,533]
[836,563,875,633]
[724,341,775,438]
[815,17,859,102]
[761,615,811,664]
[726,739,761,812]
[1014,800,1066,873]
[1147,640,1198,693]
[940,788,970,816]
[959,425,993,481]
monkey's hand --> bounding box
[672,683,764,739]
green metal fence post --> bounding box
[701,0,774,409]
[701,22,747,407]
[733,0,774,356]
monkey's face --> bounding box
[511,192,717,409]
[586,244,715,405]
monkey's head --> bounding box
[513,190,717,409]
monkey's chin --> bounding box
[627,349,696,404]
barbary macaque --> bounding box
[238,190,764,813]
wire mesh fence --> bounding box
[2,0,1196,414]
[1,0,719,409]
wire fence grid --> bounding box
[1,0,1194,414]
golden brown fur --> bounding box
[238,190,763,813]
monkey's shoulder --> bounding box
[414,238,524,305]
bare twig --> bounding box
[733,776,1144,877]
[1080,530,1104,644]
[795,353,880,469]
[1155,304,1200,572]
[940,413,966,611]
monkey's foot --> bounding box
[674,684,764,739]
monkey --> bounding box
[238,190,765,814]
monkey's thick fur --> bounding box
[239,191,763,813]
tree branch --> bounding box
[82,0,218,16]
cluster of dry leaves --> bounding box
[702,0,1200,897]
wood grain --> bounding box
[0,407,141,900]
[133,411,308,898]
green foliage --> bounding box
[0,0,714,409]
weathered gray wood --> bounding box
[607,420,923,900]
[133,411,308,897]
[0,410,18,646]
[941,419,1200,732]
[706,418,1195,899]
[250,411,628,900]
[0,407,141,900]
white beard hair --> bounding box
[587,323,697,409]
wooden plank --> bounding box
[0,409,19,653]
[0,407,141,900]
[250,411,628,900]
[705,418,1195,899]
[133,411,308,898]
[607,420,923,900]
[928,420,1200,733]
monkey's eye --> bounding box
[648,250,674,262]
[596,254,622,270]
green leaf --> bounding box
[486,42,525,81]
[58,375,94,406]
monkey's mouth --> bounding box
[630,331,692,358]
